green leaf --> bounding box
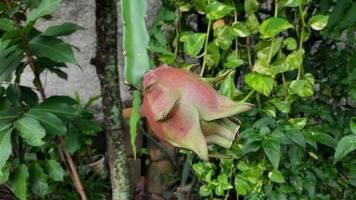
[0,46,24,82]
[43,23,84,37]
[247,14,259,33]
[32,97,79,121]
[288,117,307,129]
[24,110,67,136]
[206,2,233,20]
[351,117,356,134]
[310,15,329,31]
[224,53,244,68]
[309,129,337,149]
[235,177,250,195]
[244,0,259,14]
[205,43,220,67]
[10,164,29,200]
[334,135,356,163]
[262,138,281,168]
[0,125,12,172]
[130,90,141,159]
[259,17,293,38]
[253,58,274,76]
[289,80,314,97]
[29,163,49,197]
[122,0,150,89]
[285,127,306,149]
[245,73,275,96]
[213,25,235,49]
[268,169,286,183]
[0,165,9,184]
[44,160,64,182]
[29,35,78,65]
[15,117,46,146]
[0,18,16,31]
[180,33,206,57]
[232,22,251,37]
[283,37,297,50]
[279,0,302,7]
[26,0,61,24]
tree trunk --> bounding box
[93,0,130,199]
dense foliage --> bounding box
[145,0,356,199]
[0,0,105,199]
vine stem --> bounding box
[267,0,279,64]
[297,5,305,80]
[4,1,87,199]
[200,19,212,77]
[242,89,255,102]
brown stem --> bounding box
[4,1,87,199]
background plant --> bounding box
[0,0,102,199]
[143,0,356,199]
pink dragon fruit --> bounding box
[143,66,253,160]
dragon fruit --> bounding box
[143,66,253,160]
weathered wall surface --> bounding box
[22,0,161,106]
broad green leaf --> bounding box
[15,117,46,146]
[271,51,303,74]
[289,80,314,97]
[0,108,22,123]
[285,127,306,149]
[43,23,84,37]
[279,0,302,7]
[29,163,49,197]
[206,2,233,20]
[257,38,282,60]
[310,15,329,31]
[288,117,307,129]
[232,22,251,37]
[219,76,237,99]
[253,58,274,76]
[44,160,64,182]
[351,117,356,134]
[29,35,78,65]
[205,43,220,67]
[0,125,12,172]
[25,110,67,136]
[268,169,286,183]
[259,17,293,38]
[283,37,297,50]
[0,46,24,82]
[247,14,259,33]
[235,177,250,195]
[10,164,29,200]
[32,97,79,121]
[213,25,235,49]
[0,18,16,31]
[192,0,207,14]
[334,135,356,163]
[245,73,275,96]
[244,0,259,14]
[224,54,244,68]
[262,138,281,168]
[309,129,337,149]
[122,0,150,89]
[130,90,141,159]
[26,0,61,24]
[180,33,206,57]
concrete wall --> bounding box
[22,0,161,106]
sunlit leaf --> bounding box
[268,169,285,183]
[15,117,46,146]
[310,15,329,31]
[259,17,293,38]
[206,2,233,20]
[245,73,275,96]
[180,33,206,57]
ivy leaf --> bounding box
[334,135,356,163]
[244,0,259,14]
[279,0,302,7]
[259,17,293,38]
[29,164,49,197]
[15,117,46,146]
[247,14,259,33]
[224,54,244,69]
[24,110,67,136]
[206,2,233,20]
[180,33,206,57]
[205,43,220,67]
[288,117,307,129]
[232,22,251,37]
[245,73,275,96]
[26,0,62,24]
[0,125,12,172]
[262,138,281,168]
[268,169,286,183]
[235,177,250,195]
[43,23,84,37]
[289,80,314,97]
[310,15,329,31]
[283,37,297,50]
[10,164,29,200]
[29,35,78,65]
[44,160,64,182]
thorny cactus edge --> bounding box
[143,66,253,160]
